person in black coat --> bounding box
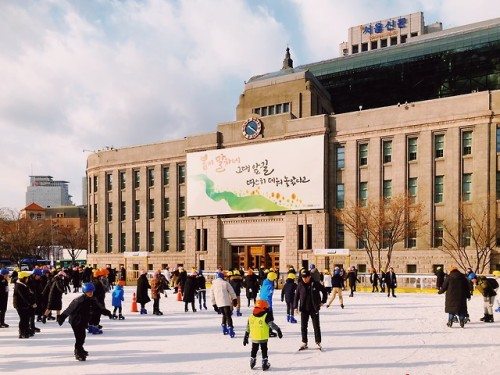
[196,271,207,310]
[438,267,471,327]
[136,271,151,314]
[244,269,259,307]
[13,272,36,339]
[293,269,327,350]
[182,271,199,312]
[370,268,379,292]
[57,282,112,361]
[385,267,397,297]
[42,271,66,323]
[347,267,361,297]
[281,273,298,323]
[88,271,107,333]
[229,270,244,316]
[27,269,44,334]
[72,267,82,293]
[0,269,10,328]
[435,267,446,289]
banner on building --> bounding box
[187,135,324,216]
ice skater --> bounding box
[243,300,282,371]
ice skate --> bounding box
[447,319,453,328]
[112,314,118,320]
[228,326,235,338]
[316,342,323,350]
[250,357,256,369]
[118,314,125,320]
[262,358,270,371]
[298,342,308,351]
[221,324,228,335]
[289,315,297,323]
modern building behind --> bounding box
[86,14,500,277]
[25,175,74,208]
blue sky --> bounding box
[1,0,498,210]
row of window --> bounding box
[336,131,473,169]
[252,102,290,117]
[336,173,473,209]
[351,32,419,54]
[93,196,184,223]
[91,165,186,193]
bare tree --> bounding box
[55,224,87,263]
[336,195,427,271]
[439,203,495,273]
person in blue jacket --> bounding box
[259,270,278,337]
[111,281,125,320]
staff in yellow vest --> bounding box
[243,300,282,371]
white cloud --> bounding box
[0,0,498,210]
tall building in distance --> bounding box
[86,13,500,278]
[25,175,74,208]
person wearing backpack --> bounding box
[474,275,499,323]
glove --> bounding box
[32,304,37,308]
[248,288,252,293]
[213,304,219,313]
[57,314,67,326]
[232,299,238,307]
[277,328,283,339]
[281,299,284,302]
[243,333,249,346]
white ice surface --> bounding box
[1,287,499,374]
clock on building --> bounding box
[242,117,262,140]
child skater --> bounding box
[243,300,282,371]
[57,282,112,361]
[111,281,125,320]
[281,272,298,323]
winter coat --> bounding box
[27,275,44,315]
[210,278,236,308]
[151,276,164,299]
[348,270,360,286]
[136,274,151,305]
[281,278,297,303]
[63,294,110,327]
[310,268,321,283]
[93,278,106,305]
[72,270,81,288]
[438,269,470,315]
[259,278,275,309]
[46,277,65,310]
[112,285,124,307]
[178,270,187,289]
[182,275,198,303]
[331,273,344,288]
[244,273,259,299]
[196,275,207,291]
[229,275,244,297]
[435,269,446,289]
[0,277,9,311]
[13,280,34,310]
[476,277,499,297]
[370,272,379,286]
[385,271,397,287]
[323,274,332,288]
[293,280,327,313]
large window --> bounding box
[462,131,472,155]
[336,184,344,209]
[178,164,186,184]
[133,170,140,188]
[359,144,368,166]
[407,223,417,248]
[163,197,170,218]
[383,140,392,163]
[93,176,98,193]
[435,134,444,158]
[148,168,155,187]
[148,232,154,252]
[148,199,155,219]
[435,176,444,203]
[408,177,418,204]
[434,221,443,247]
[462,173,472,201]
[107,233,112,253]
[119,171,126,189]
[134,232,140,251]
[120,201,126,221]
[359,181,368,206]
[336,146,345,169]
[163,166,170,185]
[408,138,418,161]
[336,224,344,248]
[462,220,471,247]
[106,173,113,191]
[383,180,392,202]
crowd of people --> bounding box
[0,262,499,367]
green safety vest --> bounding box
[249,313,269,341]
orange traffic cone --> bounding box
[131,292,138,312]
[177,286,182,301]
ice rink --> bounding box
[1,286,499,374]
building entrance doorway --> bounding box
[231,245,280,270]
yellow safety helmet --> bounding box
[267,271,277,281]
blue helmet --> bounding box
[33,269,43,277]
[216,272,224,279]
[197,270,202,275]
[82,282,96,293]
[0,269,9,275]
